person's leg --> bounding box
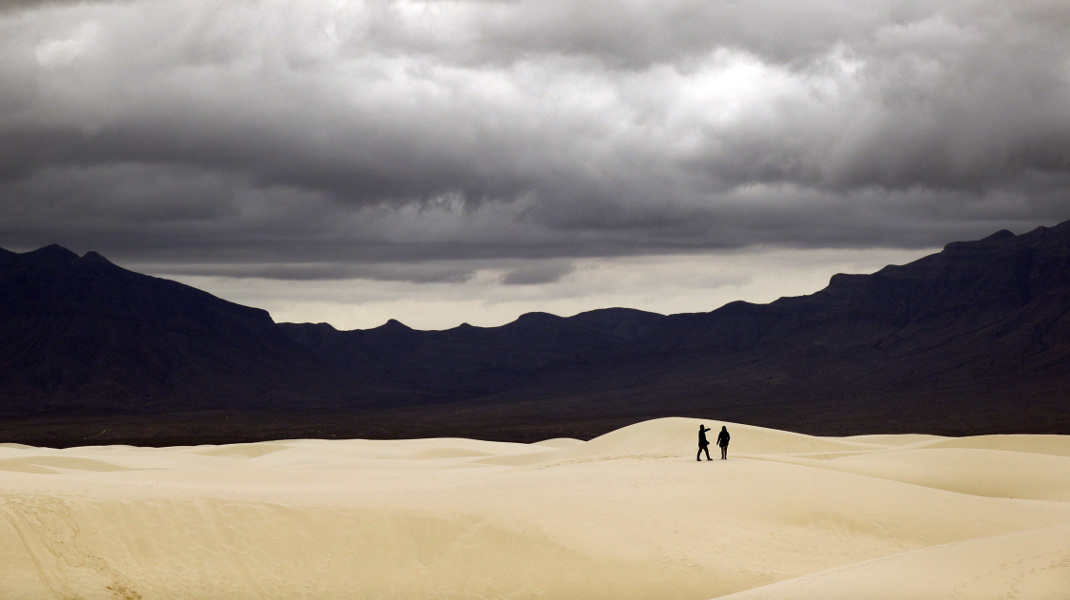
[697,447,702,461]
[722,445,727,460]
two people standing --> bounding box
[697,424,730,461]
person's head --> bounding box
[722,426,727,430]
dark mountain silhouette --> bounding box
[0,245,375,417]
[472,222,1070,435]
[1,221,1068,446]
[278,308,663,397]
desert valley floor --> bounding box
[1,417,1068,599]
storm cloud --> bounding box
[1,0,1068,326]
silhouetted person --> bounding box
[697,424,712,461]
[716,426,730,460]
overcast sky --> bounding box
[2,0,1068,329]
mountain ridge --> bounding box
[1,220,1068,445]
[476,221,1069,435]
[0,245,376,417]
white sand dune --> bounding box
[1,417,1067,599]
[716,524,1070,600]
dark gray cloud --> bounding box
[501,261,576,286]
[1,0,1068,283]
[149,261,478,285]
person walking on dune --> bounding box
[697,424,712,461]
[716,426,730,460]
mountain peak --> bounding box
[516,312,559,323]
[25,244,79,262]
[377,318,412,331]
[981,229,1015,242]
[80,250,115,265]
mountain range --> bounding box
[1,221,1068,446]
